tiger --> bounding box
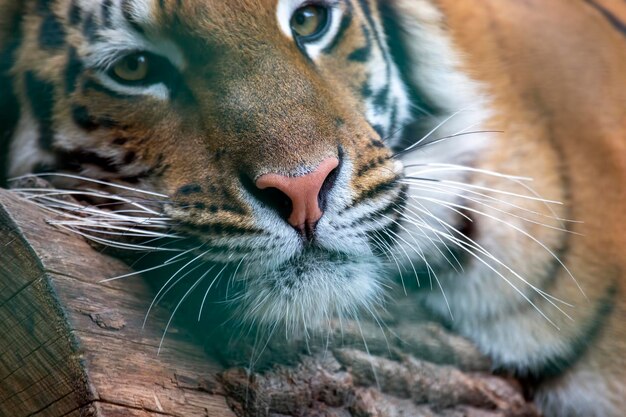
[1,0,625,415]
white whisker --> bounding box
[10,173,169,198]
[143,248,211,328]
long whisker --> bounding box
[402,178,578,226]
[392,106,473,158]
[397,130,504,156]
[101,247,199,282]
[143,248,210,328]
[410,191,583,296]
[53,224,183,252]
[15,189,164,216]
[198,263,230,321]
[373,217,421,289]
[402,200,465,273]
[403,176,562,205]
[373,228,409,295]
[398,204,574,315]
[405,183,578,235]
[157,271,207,354]
[10,173,169,198]
[404,162,532,182]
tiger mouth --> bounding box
[270,248,355,279]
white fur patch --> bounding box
[123,0,154,26]
[95,71,170,100]
[276,0,300,39]
[8,111,55,177]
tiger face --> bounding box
[3,0,490,332]
[4,0,422,329]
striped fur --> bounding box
[1,1,625,416]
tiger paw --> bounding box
[219,350,540,417]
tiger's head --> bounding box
[3,0,476,332]
[5,1,626,415]
[1,0,608,341]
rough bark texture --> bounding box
[0,187,540,417]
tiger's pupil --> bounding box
[127,56,142,71]
[295,12,307,26]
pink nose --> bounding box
[256,157,339,231]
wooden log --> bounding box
[0,187,540,417]
[0,188,234,416]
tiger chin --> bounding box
[1,0,625,416]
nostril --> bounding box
[259,187,293,220]
[240,174,293,221]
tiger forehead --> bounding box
[127,0,296,43]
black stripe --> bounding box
[357,199,397,226]
[177,202,248,216]
[55,149,120,173]
[83,12,99,42]
[158,0,166,13]
[181,222,262,236]
[378,1,438,120]
[177,184,203,195]
[71,105,118,131]
[350,177,399,206]
[388,98,398,135]
[0,9,24,186]
[519,279,618,382]
[102,0,114,28]
[347,24,372,62]
[350,186,405,226]
[585,0,626,38]
[24,71,56,150]
[360,82,373,98]
[64,47,83,94]
[356,156,387,177]
[356,0,387,62]
[121,0,146,34]
[322,8,353,55]
[36,0,53,14]
[72,105,99,131]
[369,138,385,148]
[373,83,389,110]
[123,151,136,164]
[347,45,371,62]
[357,0,392,129]
[219,204,247,216]
[39,12,66,49]
[68,0,82,26]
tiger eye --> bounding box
[113,53,149,82]
[290,5,329,39]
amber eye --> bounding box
[111,53,150,83]
[290,5,330,40]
